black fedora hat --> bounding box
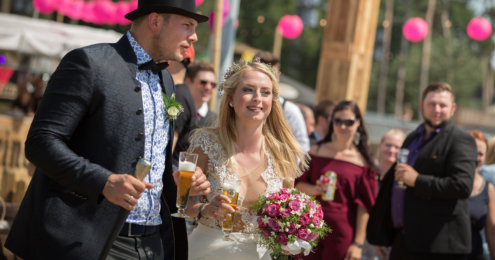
[125,0,209,23]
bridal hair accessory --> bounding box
[218,57,279,92]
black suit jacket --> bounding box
[5,36,187,260]
[367,121,477,254]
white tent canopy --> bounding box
[0,13,122,58]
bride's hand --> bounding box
[202,194,236,222]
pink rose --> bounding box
[316,206,323,219]
[289,199,301,211]
[299,213,311,226]
[287,222,297,234]
[257,216,266,228]
[296,228,310,240]
[308,231,319,241]
[280,188,289,194]
[267,193,281,200]
[266,203,280,217]
[276,232,288,245]
[279,208,291,218]
[279,193,290,201]
[309,201,316,210]
[312,217,321,227]
[269,218,282,232]
[262,229,271,237]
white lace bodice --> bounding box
[189,131,284,234]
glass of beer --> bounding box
[171,152,198,218]
[221,179,240,241]
[396,148,409,189]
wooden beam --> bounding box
[315,0,380,113]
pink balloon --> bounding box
[277,15,304,39]
[196,0,204,7]
[208,1,230,32]
[59,0,83,20]
[116,1,131,26]
[81,1,96,23]
[93,0,116,25]
[129,0,138,12]
[467,17,493,41]
[33,0,57,14]
[403,17,428,42]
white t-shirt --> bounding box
[279,97,310,151]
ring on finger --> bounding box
[127,195,134,203]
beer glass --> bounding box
[171,152,198,218]
[396,148,409,189]
[221,179,240,241]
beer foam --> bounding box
[223,183,240,192]
[179,161,196,172]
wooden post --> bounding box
[394,0,410,119]
[377,0,394,114]
[418,0,436,117]
[1,0,11,13]
[314,0,381,113]
[208,0,224,112]
[273,29,283,59]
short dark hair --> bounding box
[313,99,336,120]
[254,51,280,67]
[186,61,215,81]
[422,82,455,101]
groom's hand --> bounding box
[102,173,154,210]
[173,166,211,196]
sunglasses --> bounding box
[333,118,358,127]
[200,80,217,88]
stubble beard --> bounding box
[423,115,449,129]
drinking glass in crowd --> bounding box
[467,131,495,260]
[295,100,378,260]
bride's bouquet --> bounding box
[252,188,331,259]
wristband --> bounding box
[196,203,207,220]
[352,241,363,248]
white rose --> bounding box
[167,106,180,116]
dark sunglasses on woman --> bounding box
[333,118,358,127]
[200,80,217,88]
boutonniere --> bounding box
[162,93,184,129]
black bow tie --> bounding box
[138,60,169,74]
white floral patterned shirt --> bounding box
[126,32,170,226]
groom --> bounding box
[5,1,209,260]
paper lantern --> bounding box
[467,17,493,41]
[277,15,304,39]
[33,0,57,14]
[208,0,231,32]
[116,1,131,25]
[196,0,204,7]
[402,17,428,42]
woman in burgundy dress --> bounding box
[295,101,378,260]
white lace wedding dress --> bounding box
[187,131,284,260]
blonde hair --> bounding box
[192,61,308,180]
[485,136,495,165]
[380,129,406,144]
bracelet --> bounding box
[196,203,207,220]
[352,241,363,248]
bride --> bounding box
[184,59,308,259]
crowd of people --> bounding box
[2,0,495,260]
